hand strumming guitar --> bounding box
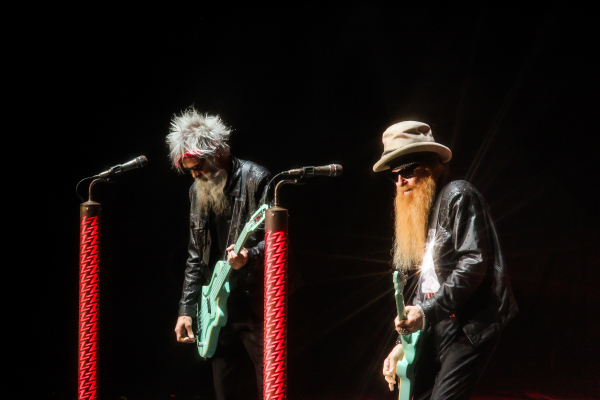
[383,344,404,391]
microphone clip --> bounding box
[94,166,119,179]
[282,164,342,179]
[282,166,317,179]
[301,166,316,178]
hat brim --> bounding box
[373,142,452,172]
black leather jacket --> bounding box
[416,180,518,348]
[178,156,271,317]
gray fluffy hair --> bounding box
[166,107,232,172]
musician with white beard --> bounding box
[376,122,518,399]
[167,108,271,400]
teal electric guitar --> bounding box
[393,270,422,400]
[195,204,269,358]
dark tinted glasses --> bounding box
[386,162,421,182]
[182,158,206,174]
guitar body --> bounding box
[196,260,231,358]
[396,330,420,400]
[393,271,422,400]
[194,204,269,359]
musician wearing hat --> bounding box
[377,121,518,399]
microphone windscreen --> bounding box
[332,164,343,176]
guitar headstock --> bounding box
[393,270,408,320]
[393,269,408,292]
[246,204,269,231]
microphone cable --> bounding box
[264,172,283,206]
[76,176,95,202]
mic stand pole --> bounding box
[78,177,111,400]
[263,178,302,400]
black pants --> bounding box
[212,319,264,400]
[413,316,500,400]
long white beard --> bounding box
[194,169,229,215]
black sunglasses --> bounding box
[386,162,421,182]
[182,158,206,174]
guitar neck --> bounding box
[207,205,267,302]
[213,205,268,295]
[393,271,407,320]
[233,225,251,255]
[216,223,254,282]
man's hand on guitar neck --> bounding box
[175,316,195,343]
[395,306,424,335]
[226,245,249,270]
[383,344,404,391]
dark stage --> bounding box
[8,2,599,399]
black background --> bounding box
[7,2,599,399]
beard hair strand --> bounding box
[194,168,229,215]
[393,174,436,271]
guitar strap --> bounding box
[238,160,251,203]
[428,186,444,233]
[225,161,252,250]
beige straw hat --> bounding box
[373,121,452,172]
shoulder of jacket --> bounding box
[242,160,271,179]
[441,180,480,201]
[438,181,484,221]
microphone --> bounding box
[95,156,148,178]
[282,164,343,178]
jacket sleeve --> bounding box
[420,187,491,324]
[178,188,206,317]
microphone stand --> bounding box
[264,178,303,400]
[78,177,112,400]
[76,156,146,400]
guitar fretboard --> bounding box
[209,220,256,301]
